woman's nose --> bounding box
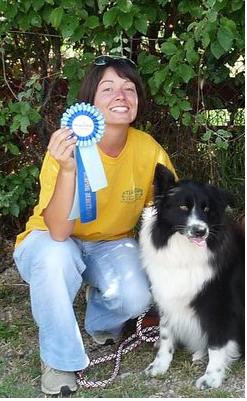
[113,88,125,100]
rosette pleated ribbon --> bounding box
[61,102,107,222]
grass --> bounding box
[0,266,245,398]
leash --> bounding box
[76,310,159,388]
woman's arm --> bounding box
[43,127,77,241]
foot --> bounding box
[85,286,121,345]
[91,331,120,345]
[41,361,78,396]
[196,370,225,389]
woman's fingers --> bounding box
[48,128,73,153]
[51,135,77,159]
[47,128,77,170]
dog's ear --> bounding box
[207,184,234,210]
[154,163,176,198]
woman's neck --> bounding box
[98,124,129,157]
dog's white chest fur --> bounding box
[139,208,215,352]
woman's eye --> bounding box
[102,87,112,92]
[179,205,189,211]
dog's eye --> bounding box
[204,206,210,212]
[179,205,189,211]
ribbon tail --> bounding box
[76,147,97,223]
[80,145,107,191]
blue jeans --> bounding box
[13,230,151,371]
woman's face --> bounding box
[93,67,138,127]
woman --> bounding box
[13,55,177,396]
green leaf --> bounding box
[20,102,31,114]
[177,64,195,83]
[201,32,210,48]
[186,48,199,64]
[20,116,31,133]
[63,58,82,80]
[118,12,133,30]
[17,14,31,30]
[0,115,6,126]
[217,129,232,139]
[29,108,41,123]
[210,41,225,59]
[49,7,64,28]
[134,17,148,34]
[154,95,166,105]
[61,0,77,8]
[10,203,20,217]
[60,16,78,38]
[202,130,213,141]
[138,54,159,74]
[207,10,218,22]
[32,0,45,11]
[168,54,179,72]
[103,7,118,27]
[117,0,133,13]
[215,137,229,150]
[206,0,216,6]
[29,166,39,177]
[161,41,178,56]
[179,99,192,111]
[140,6,157,22]
[153,67,169,88]
[7,143,20,155]
[30,13,42,27]
[182,112,192,126]
[231,0,243,10]
[86,15,100,29]
[98,0,111,13]
[217,25,234,51]
[170,105,180,120]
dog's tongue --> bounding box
[190,237,206,247]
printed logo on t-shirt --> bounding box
[121,188,144,202]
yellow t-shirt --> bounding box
[15,127,176,246]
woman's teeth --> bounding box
[110,106,129,113]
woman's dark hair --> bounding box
[78,59,146,122]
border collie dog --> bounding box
[139,164,244,389]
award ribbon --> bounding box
[61,102,107,222]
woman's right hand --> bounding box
[47,127,77,172]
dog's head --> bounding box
[153,163,233,248]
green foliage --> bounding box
[0,0,244,232]
[0,165,39,218]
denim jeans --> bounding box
[13,230,151,371]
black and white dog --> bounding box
[139,164,244,389]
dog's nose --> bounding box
[190,225,208,238]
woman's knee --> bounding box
[102,283,152,318]
[121,285,152,317]
[14,231,85,283]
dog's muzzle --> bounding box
[186,223,209,247]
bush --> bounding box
[0,0,244,236]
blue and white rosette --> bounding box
[61,102,107,223]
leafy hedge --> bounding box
[0,0,244,235]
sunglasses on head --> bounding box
[94,55,136,68]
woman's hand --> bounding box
[47,127,77,172]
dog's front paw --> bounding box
[196,370,224,389]
[144,360,170,377]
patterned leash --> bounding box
[76,310,159,388]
